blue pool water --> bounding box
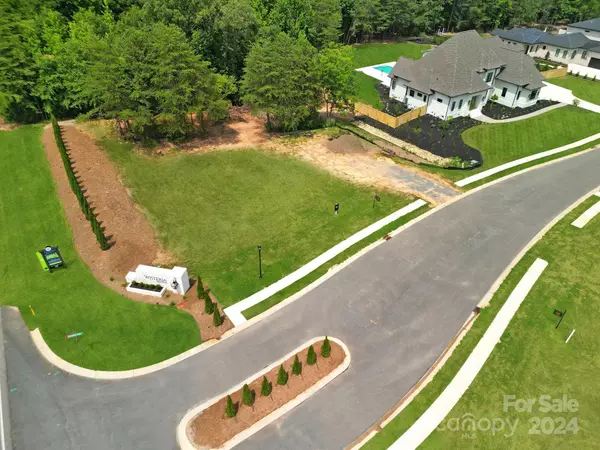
[374,65,393,73]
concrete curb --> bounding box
[389,259,549,449]
[456,133,600,187]
[0,310,13,450]
[571,199,600,228]
[176,337,350,450]
[352,185,600,449]
[224,199,428,325]
[29,147,600,380]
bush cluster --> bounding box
[130,281,162,292]
[51,116,110,251]
[225,338,332,418]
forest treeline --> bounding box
[1,0,598,136]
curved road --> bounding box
[5,148,600,450]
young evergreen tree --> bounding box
[204,293,214,314]
[277,364,288,386]
[260,376,272,399]
[242,384,255,409]
[291,354,302,376]
[197,276,204,298]
[306,345,317,365]
[213,305,222,327]
[225,395,237,418]
[321,336,331,358]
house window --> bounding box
[516,90,521,100]
[437,98,443,103]
[459,99,463,108]
[562,50,568,58]
[543,45,546,50]
[451,101,456,111]
[571,50,577,59]
[583,50,588,59]
[535,45,539,52]
[391,80,396,90]
[529,89,538,100]
[486,72,493,82]
[501,87,508,97]
[555,48,561,57]
[423,95,427,102]
[417,92,422,98]
[409,89,415,97]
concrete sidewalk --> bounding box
[0,309,13,450]
[470,102,566,123]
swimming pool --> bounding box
[374,65,393,74]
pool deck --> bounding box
[356,62,395,87]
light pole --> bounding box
[258,245,262,279]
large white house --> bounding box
[492,18,600,69]
[388,31,544,120]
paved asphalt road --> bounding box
[4,148,600,450]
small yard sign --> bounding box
[36,246,65,272]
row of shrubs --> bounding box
[197,276,224,327]
[50,116,110,250]
[225,337,333,418]
[130,281,163,292]
[569,71,597,81]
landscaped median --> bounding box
[177,337,350,450]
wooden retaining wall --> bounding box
[354,103,426,128]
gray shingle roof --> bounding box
[542,32,591,49]
[390,31,544,97]
[491,27,545,44]
[569,18,600,32]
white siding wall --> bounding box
[390,78,428,109]
[426,90,488,119]
[566,26,600,41]
[493,80,539,108]
[568,63,600,79]
[527,44,591,66]
[390,78,408,101]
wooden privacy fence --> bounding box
[542,67,568,79]
[355,103,426,128]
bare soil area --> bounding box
[41,123,231,337]
[189,340,344,449]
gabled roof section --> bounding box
[542,32,591,49]
[491,27,545,44]
[389,31,544,97]
[569,18,600,32]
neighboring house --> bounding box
[567,18,600,41]
[388,30,544,120]
[492,22,600,69]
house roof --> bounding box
[491,27,545,44]
[569,18,600,32]
[390,31,544,97]
[492,26,596,49]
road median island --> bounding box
[180,337,349,449]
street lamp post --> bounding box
[258,245,262,279]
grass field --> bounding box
[364,195,600,449]
[547,75,600,104]
[353,42,430,108]
[101,141,415,307]
[0,126,200,370]
[352,42,431,69]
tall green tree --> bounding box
[313,0,342,46]
[317,44,355,116]
[242,32,320,131]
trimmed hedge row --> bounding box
[50,116,110,250]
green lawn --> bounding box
[101,140,415,307]
[356,72,384,108]
[547,75,600,105]
[0,126,200,370]
[364,195,600,449]
[352,42,431,69]
[353,42,430,108]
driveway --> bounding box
[4,148,600,450]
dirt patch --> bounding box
[41,123,230,337]
[189,340,344,449]
[0,117,17,131]
[325,133,379,154]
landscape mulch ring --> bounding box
[375,84,411,117]
[481,99,560,120]
[189,340,344,449]
[360,115,483,162]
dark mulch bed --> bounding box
[359,114,483,163]
[375,84,410,117]
[481,100,559,120]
